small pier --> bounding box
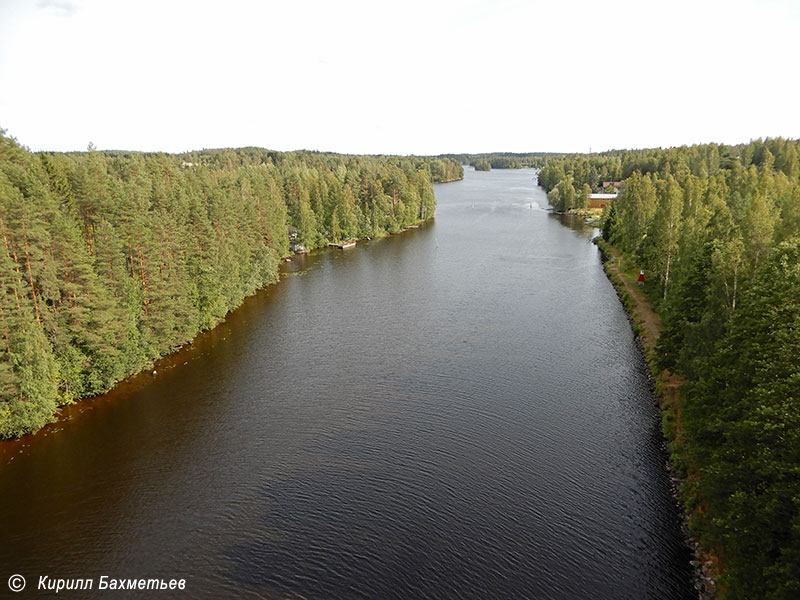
[329,240,356,249]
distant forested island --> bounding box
[538,138,800,600]
[0,131,462,438]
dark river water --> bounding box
[0,168,693,599]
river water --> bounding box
[0,168,693,599]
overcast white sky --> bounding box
[0,0,798,155]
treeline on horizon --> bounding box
[539,138,800,599]
[438,152,561,171]
[0,131,462,438]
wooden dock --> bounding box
[328,240,356,249]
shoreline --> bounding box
[593,237,717,600]
[0,218,436,448]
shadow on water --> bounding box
[550,212,601,241]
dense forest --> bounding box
[538,138,800,599]
[0,131,461,438]
[439,152,562,170]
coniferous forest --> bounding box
[0,131,461,439]
[4,124,800,598]
[439,152,560,171]
[539,138,800,599]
